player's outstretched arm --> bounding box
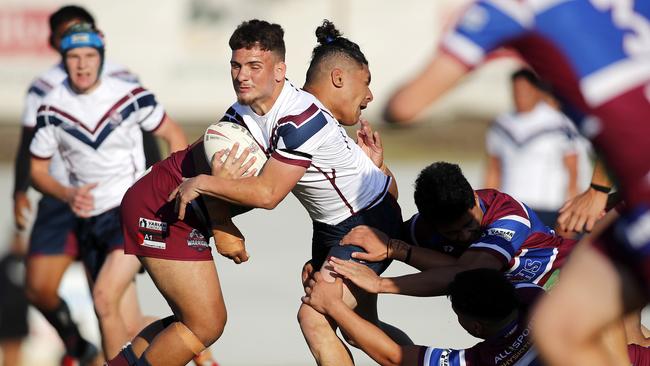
[153,115,188,154]
[384,52,469,125]
[330,250,501,297]
[341,225,456,270]
[302,272,421,366]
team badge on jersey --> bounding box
[108,110,123,127]
[187,229,209,251]
[138,218,167,250]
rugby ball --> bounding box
[203,122,267,176]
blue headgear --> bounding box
[59,23,104,54]
[59,23,105,76]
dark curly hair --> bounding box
[448,268,519,322]
[229,19,285,61]
[305,20,368,83]
[414,162,475,225]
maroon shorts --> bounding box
[121,163,213,261]
[592,82,650,208]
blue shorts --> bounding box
[28,195,79,257]
[311,194,402,274]
[77,207,125,280]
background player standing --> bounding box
[29,23,186,360]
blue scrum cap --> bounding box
[59,23,104,54]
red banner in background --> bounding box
[0,8,55,56]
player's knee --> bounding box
[297,303,329,334]
[92,285,119,319]
[184,308,227,346]
[24,278,58,308]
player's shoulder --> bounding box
[278,84,334,125]
[99,77,152,103]
[27,63,66,97]
[479,189,531,225]
[38,80,71,108]
[102,59,139,83]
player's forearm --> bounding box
[31,166,70,202]
[14,127,35,195]
[327,301,404,366]
[196,174,280,209]
[384,53,468,124]
[379,266,459,297]
[484,155,501,189]
[590,157,612,188]
[155,116,188,154]
[564,153,578,198]
[388,239,456,271]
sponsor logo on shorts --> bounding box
[139,218,168,233]
[141,234,166,250]
[487,227,515,242]
[187,229,209,252]
[138,218,167,250]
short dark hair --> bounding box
[511,68,553,94]
[49,5,95,47]
[305,20,368,83]
[229,19,285,60]
[414,162,475,224]
[448,268,519,322]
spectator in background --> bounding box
[484,68,592,232]
[0,232,29,366]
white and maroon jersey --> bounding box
[22,60,138,185]
[403,189,576,286]
[30,76,165,216]
[420,284,543,366]
[221,81,391,225]
[441,0,650,126]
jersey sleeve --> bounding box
[470,210,532,265]
[29,106,59,159]
[485,120,506,156]
[20,81,51,128]
[129,87,165,132]
[271,103,329,168]
[441,0,532,68]
[420,346,469,366]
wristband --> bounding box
[404,245,412,264]
[590,183,612,194]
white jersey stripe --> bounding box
[580,56,650,107]
[534,247,558,285]
[472,242,513,262]
[497,214,531,228]
[443,32,486,66]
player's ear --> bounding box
[274,61,286,82]
[331,68,344,88]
